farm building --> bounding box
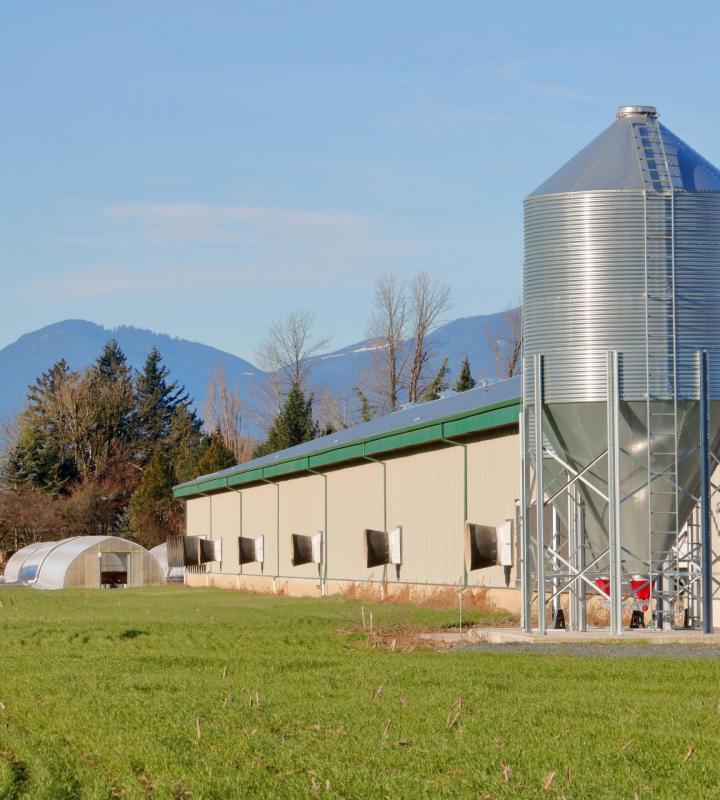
[173,104,720,634]
[172,376,522,611]
[3,536,165,589]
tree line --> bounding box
[0,271,521,558]
[0,342,236,558]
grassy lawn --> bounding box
[0,588,719,799]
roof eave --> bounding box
[173,395,522,499]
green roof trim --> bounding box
[174,475,228,497]
[364,423,443,456]
[173,395,521,499]
[309,442,365,468]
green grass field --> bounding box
[0,588,719,799]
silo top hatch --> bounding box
[615,105,657,119]
[528,105,720,197]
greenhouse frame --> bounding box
[3,536,165,589]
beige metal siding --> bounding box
[467,429,521,587]
[279,474,324,580]
[207,491,240,574]
[327,461,385,581]
[186,496,211,537]
[182,428,522,593]
[239,483,278,577]
[386,445,465,585]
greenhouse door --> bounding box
[99,552,128,588]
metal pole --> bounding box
[534,354,546,635]
[699,350,713,633]
[568,481,579,631]
[578,498,587,631]
[520,410,532,632]
[551,506,560,619]
[607,351,623,634]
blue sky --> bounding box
[3,1,720,361]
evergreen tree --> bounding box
[254,383,316,457]
[95,339,131,382]
[27,359,72,411]
[133,347,190,465]
[90,340,135,460]
[196,429,237,476]
[167,402,206,484]
[453,354,476,392]
[3,414,74,492]
[128,445,178,546]
[354,387,375,423]
[422,358,449,401]
[3,360,78,492]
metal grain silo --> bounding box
[521,106,720,634]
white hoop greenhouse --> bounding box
[3,536,165,590]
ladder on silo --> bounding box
[631,116,681,192]
[638,114,680,625]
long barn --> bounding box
[172,376,522,611]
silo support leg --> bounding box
[568,483,580,631]
[607,351,623,635]
[551,507,560,621]
[699,350,713,634]
[520,410,533,632]
[534,354,546,635]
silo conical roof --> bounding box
[529,106,720,197]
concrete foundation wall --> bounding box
[185,570,522,614]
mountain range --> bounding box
[0,311,514,437]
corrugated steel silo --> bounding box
[522,106,720,632]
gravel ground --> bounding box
[454,641,720,659]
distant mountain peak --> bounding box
[0,310,511,437]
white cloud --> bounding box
[36,202,417,301]
[103,202,375,248]
[34,261,338,299]
[497,62,593,103]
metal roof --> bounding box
[174,376,521,498]
[529,105,720,197]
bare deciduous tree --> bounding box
[0,486,66,563]
[406,272,451,403]
[486,304,522,379]
[256,310,330,393]
[254,310,330,430]
[365,272,452,411]
[313,385,354,434]
[204,366,254,463]
[53,372,98,481]
[367,274,408,413]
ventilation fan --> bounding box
[364,527,402,568]
[239,535,264,566]
[167,535,222,567]
[290,532,323,566]
[464,521,513,571]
